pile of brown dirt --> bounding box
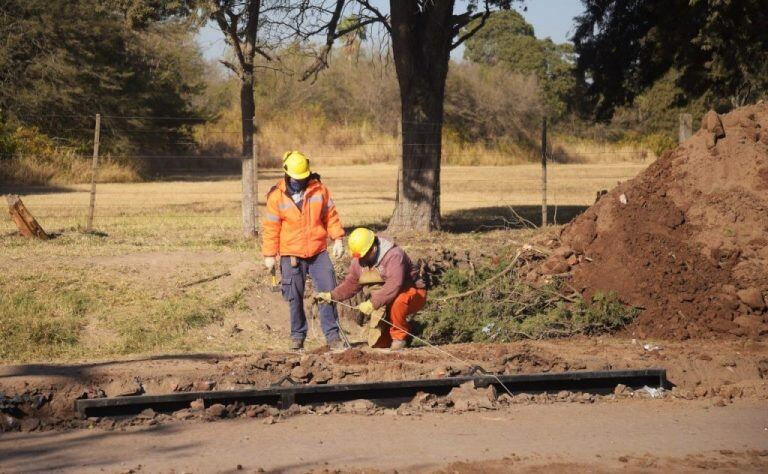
[534,103,768,340]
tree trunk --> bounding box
[389,89,444,231]
[387,1,454,232]
[240,73,258,238]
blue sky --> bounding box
[197,0,585,63]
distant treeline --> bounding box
[3,3,763,184]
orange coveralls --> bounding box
[373,286,427,347]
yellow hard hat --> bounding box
[282,151,311,179]
[348,227,376,259]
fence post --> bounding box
[679,113,693,143]
[86,113,101,231]
[252,115,259,235]
[541,117,547,227]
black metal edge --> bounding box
[74,368,667,416]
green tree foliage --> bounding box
[0,0,207,153]
[610,69,704,147]
[109,0,198,28]
[462,10,533,65]
[573,0,768,120]
[463,10,577,119]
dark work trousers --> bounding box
[280,251,340,342]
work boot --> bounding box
[289,338,304,351]
[328,338,347,352]
[390,339,407,351]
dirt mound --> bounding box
[536,103,768,339]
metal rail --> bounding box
[75,368,667,417]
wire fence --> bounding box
[1,114,653,238]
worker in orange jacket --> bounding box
[262,151,345,351]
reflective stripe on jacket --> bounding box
[262,175,344,257]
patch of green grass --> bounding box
[110,295,225,354]
[416,262,638,343]
[0,284,90,360]
[0,263,251,362]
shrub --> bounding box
[416,262,638,343]
[0,125,139,185]
[640,133,677,157]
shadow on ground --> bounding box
[0,353,231,380]
[0,423,195,472]
[137,169,284,182]
[0,185,79,195]
[352,205,590,234]
[442,205,589,233]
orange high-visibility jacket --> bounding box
[262,175,344,258]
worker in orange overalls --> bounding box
[316,228,427,350]
[262,151,345,351]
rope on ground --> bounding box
[336,315,353,349]
[308,301,320,341]
[311,299,352,349]
[328,298,516,399]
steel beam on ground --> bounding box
[75,368,667,417]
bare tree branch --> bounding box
[299,0,345,81]
[219,59,240,74]
[298,0,389,82]
[357,0,391,33]
[451,0,491,50]
[335,17,379,38]
[209,3,246,75]
[253,46,274,61]
[254,63,290,73]
[243,0,260,67]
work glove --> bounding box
[264,256,276,273]
[332,238,345,259]
[315,292,332,303]
[357,300,374,316]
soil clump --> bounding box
[530,103,768,339]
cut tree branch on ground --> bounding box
[179,271,232,289]
[435,251,523,302]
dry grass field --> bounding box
[1,162,649,238]
[0,162,649,363]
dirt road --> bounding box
[1,400,766,473]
